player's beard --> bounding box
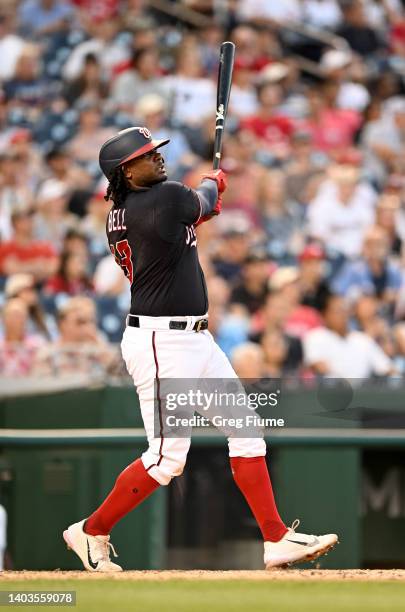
[150,174,168,185]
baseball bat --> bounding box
[213,41,235,170]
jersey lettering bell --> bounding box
[106,180,208,317]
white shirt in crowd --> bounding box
[337,83,370,112]
[0,34,24,81]
[307,180,376,259]
[161,75,216,126]
[229,85,259,118]
[302,0,342,29]
[304,327,392,378]
[237,0,303,23]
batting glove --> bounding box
[201,169,227,194]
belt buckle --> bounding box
[195,319,204,333]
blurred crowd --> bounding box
[2,0,405,382]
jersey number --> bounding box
[110,240,134,284]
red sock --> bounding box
[84,458,160,536]
[230,456,288,542]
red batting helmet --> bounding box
[99,127,170,179]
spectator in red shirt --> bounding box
[299,83,362,153]
[241,82,294,158]
[45,251,93,296]
[0,205,58,282]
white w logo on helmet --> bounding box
[138,127,152,139]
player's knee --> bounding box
[142,453,187,486]
[161,456,187,483]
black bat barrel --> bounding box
[213,41,235,170]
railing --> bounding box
[148,0,349,78]
[1,427,404,447]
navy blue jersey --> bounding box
[106,180,209,316]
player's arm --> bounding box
[194,169,227,226]
[154,173,227,238]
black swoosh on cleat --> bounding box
[87,539,98,569]
[286,537,319,547]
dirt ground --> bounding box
[1,570,405,582]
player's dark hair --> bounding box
[105,166,129,207]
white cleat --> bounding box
[264,519,338,569]
[63,519,123,572]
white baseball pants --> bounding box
[121,319,266,485]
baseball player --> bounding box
[63,127,338,571]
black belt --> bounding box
[128,316,209,332]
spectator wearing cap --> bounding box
[307,163,376,259]
[34,179,78,248]
[135,94,195,176]
[0,298,44,377]
[230,247,273,315]
[331,226,402,308]
[304,293,394,378]
[111,47,164,111]
[0,12,25,81]
[320,49,370,113]
[4,273,52,340]
[0,204,58,282]
[299,244,331,311]
[33,296,118,377]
